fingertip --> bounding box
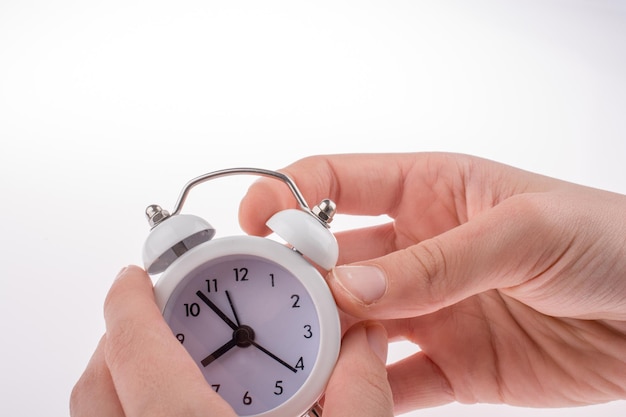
[387,352,455,412]
[238,177,294,236]
[113,264,144,282]
[103,265,158,328]
[106,265,150,308]
[324,321,394,416]
[114,267,128,280]
[365,321,389,365]
[330,265,388,307]
[342,321,389,366]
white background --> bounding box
[1,1,625,416]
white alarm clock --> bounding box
[141,168,341,417]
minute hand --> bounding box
[196,290,238,330]
[250,341,298,373]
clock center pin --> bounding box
[234,325,255,348]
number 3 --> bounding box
[303,324,313,339]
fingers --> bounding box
[334,223,398,265]
[387,352,455,414]
[102,266,236,417]
[238,153,420,236]
[323,322,394,417]
[70,336,125,417]
[327,194,567,319]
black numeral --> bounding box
[274,380,284,395]
[212,384,220,392]
[176,333,185,344]
[184,303,200,317]
[269,273,275,287]
[243,391,252,405]
[295,357,304,370]
[303,325,313,339]
[206,278,218,292]
[234,268,249,281]
[291,294,300,308]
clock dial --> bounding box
[162,254,321,416]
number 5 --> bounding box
[274,380,284,395]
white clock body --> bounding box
[153,235,341,417]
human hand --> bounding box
[239,153,626,414]
[70,266,394,417]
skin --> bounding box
[70,266,394,417]
[238,152,626,415]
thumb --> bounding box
[322,322,394,417]
[327,195,564,319]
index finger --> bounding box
[238,153,421,236]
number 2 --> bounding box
[291,294,300,308]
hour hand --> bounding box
[201,338,238,367]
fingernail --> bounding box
[366,323,388,364]
[331,265,387,305]
[114,266,128,281]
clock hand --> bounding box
[250,340,298,374]
[201,338,237,367]
[225,290,241,326]
[196,291,296,373]
[201,325,256,367]
[196,290,238,330]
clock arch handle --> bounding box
[171,167,311,216]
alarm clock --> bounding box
[141,168,341,417]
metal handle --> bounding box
[303,402,323,417]
[145,168,336,229]
[172,168,310,216]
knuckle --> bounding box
[406,238,449,308]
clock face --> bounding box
[162,253,322,416]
